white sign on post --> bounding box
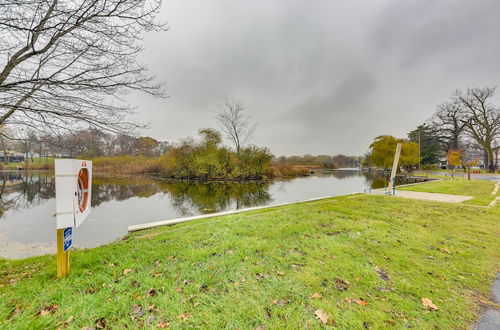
[55,159,93,229]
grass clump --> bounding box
[399,179,497,206]
[93,155,162,175]
[1,191,499,329]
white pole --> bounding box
[387,143,402,195]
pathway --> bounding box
[476,274,500,330]
[392,190,473,203]
[368,188,473,203]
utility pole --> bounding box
[418,131,421,170]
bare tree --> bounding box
[17,128,39,165]
[456,87,500,172]
[0,0,166,136]
[215,98,256,154]
[430,98,468,152]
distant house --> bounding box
[0,150,25,163]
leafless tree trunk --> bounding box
[17,129,38,166]
[215,97,256,154]
[0,0,166,136]
[456,87,500,173]
[430,99,467,152]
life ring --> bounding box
[77,168,89,212]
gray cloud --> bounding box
[130,0,500,155]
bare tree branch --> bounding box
[0,0,167,134]
[215,97,257,154]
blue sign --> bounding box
[63,227,72,252]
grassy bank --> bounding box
[1,181,499,328]
[399,179,497,206]
[92,156,311,179]
[92,156,162,175]
[1,158,55,170]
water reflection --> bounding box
[0,169,389,258]
[0,171,55,216]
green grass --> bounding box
[2,157,55,170]
[1,192,499,328]
[412,172,469,180]
[399,179,497,206]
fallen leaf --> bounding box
[271,299,289,306]
[422,298,439,310]
[335,278,350,291]
[264,307,272,319]
[276,271,285,276]
[354,299,369,306]
[156,322,170,328]
[37,304,58,316]
[181,295,195,304]
[133,305,142,314]
[85,287,97,294]
[314,309,335,325]
[123,268,133,275]
[311,293,323,299]
[148,304,158,312]
[10,305,22,317]
[95,317,106,329]
[151,271,163,278]
[177,312,191,321]
[146,288,158,297]
[147,315,156,323]
[442,248,451,254]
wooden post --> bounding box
[56,228,70,278]
[387,143,402,195]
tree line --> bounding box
[274,154,360,169]
[366,87,500,173]
[409,87,500,172]
[0,126,170,163]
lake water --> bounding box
[0,170,389,259]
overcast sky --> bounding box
[131,0,500,156]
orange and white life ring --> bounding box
[76,168,90,212]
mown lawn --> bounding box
[399,179,497,206]
[1,191,499,328]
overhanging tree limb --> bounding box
[0,0,167,134]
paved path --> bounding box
[476,274,500,330]
[427,172,500,182]
[369,189,473,203]
[393,190,473,203]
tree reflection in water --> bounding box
[0,170,389,220]
[0,173,273,218]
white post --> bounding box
[387,143,402,195]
